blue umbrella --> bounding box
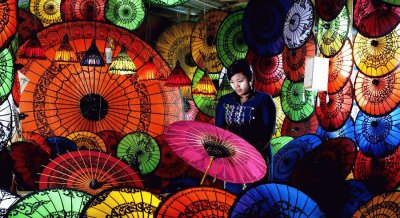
[316,116,355,141]
[273,134,322,183]
[270,136,294,157]
[342,180,375,218]
[355,106,400,158]
[45,136,77,158]
[229,183,325,217]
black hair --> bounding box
[226,59,253,81]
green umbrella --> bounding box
[149,0,189,7]
[105,0,145,31]
[0,48,14,105]
[382,0,400,5]
[216,10,248,68]
[192,68,219,117]
[7,188,91,217]
[217,73,233,100]
[281,78,317,122]
[270,136,294,157]
[117,131,160,175]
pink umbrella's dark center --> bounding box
[201,135,235,158]
[80,93,108,121]
[371,40,379,47]
[89,179,103,190]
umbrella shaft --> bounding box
[200,156,215,185]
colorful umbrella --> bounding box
[184,99,198,121]
[354,0,400,38]
[273,134,322,183]
[353,147,400,192]
[190,10,228,73]
[353,27,400,77]
[165,121,267,184]
[82,187,162,217]
[30,0,62,27]
[17,9,44,45]
[382,0,400,6]
[66,131,107,152]
[355,68,400,117]
[270,136,294,157]
[272,96,286,138]
[0,99,13,148]
[39,150,144,195]
[281,112,318,138]
[117,131,160,175]
[191,68,218,117]
[317,5,350,57]
[156,187,236,217]
[96,130,124,156]
[342,180,375,218]
[229,183,325,217]
[315,0,347,21]
[0,0,17,50]
[22,131,52,155]
[281,78,317,122]
[216,10,247,68]
[46,136,78,158]
[316,116,355,141]
[0,189,19,217]
[283,0,314,49]
[0,148,13,190]
[61,0,106,21]
[7,188,91,217]
[352,191,400,217]
[153,134,189,180]
[243,0,292,56]
[328,38,353,94]
[105,0,145,31]
[0,48,14,105]
[316,80,353,131]
[282,34,316,82]
[355,106,400,158]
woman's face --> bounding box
[230,72,251,97]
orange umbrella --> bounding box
[328,38,353,94]
[352,191,400,217]
[66,131,107,152]
[0,0,17,50]
[282,112,318,138]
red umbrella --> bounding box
[281,112,318,138]
[22,131,51,156]
[315,0,347,21]
[61,0,106,21]
[328,38,353,94]
[96,130,124,156]
[17,9,44,45]
[0,0,17,50]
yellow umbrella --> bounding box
[30,0,62,27]
[66,131,107,152]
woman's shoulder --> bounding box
[219,92,238,102]
[254,91,274,101]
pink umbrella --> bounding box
[164,121,267,185]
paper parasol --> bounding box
[61,0,106,21]
[29,0,62,27]
[328,38,353,94]
[281,112,318,138]
[105,0,145,31]
[315,0,347,21]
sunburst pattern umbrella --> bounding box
[281,112,318,138]
[105,0,145,31]
[270,136,294,156]
[0,0,17,50]
[316,116,355,141]
[0,48,14,105]
[328,38,353,94]
[66,131,107,152]
[352,191,400,217]
[30,0,62,27]
[61,0,106,21]
[315,0,347,21]
[191,68,218,117]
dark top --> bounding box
[215,90,276,160]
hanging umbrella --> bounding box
[149,0,188,7]
[353,27,400,77]
[29,0,62,27]
[355,106,400,158]
[10,141,49,191]
[165,121,267,184]
[316,116,355,141]
[61,0,106,21]
[190,10,228,73]
[0,99,13,148]
[39,150,144,195]
[217,73,234,100]
[355,68,400,117]
[352,191,400,217]
[317,5,350,57]
[316,80,353,131]
[315,0,347,21]
[0,189,19,217]
[281,112,318,138]
[328,38,353,94]
[270,136,294,157]
[0,48,14,105]
[46,136,78,158]
[82,187,162,217]
[282,34,316,82]
[191,68,218,117]
[273,134,322,183]
[353,147,400,192]
[342,180,375,218]
[96,130,124,156]
[0,0,17,50]
[105,0,145,31]
[272,96,286,138]
[283,0,314,49]
[117,131,160,175]
[281,78,317,122]
[7,188,91,217]
[22,131,52,155]
[243,0,292,56]
[156,187,236,217]
[17,9,44,45]
[216,10,248,68]
[246,51,286,97]
[354,0,400,38]
[66,131,107,152]
[153,134,190,180]
[229,183,325,217]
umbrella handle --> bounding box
[200,156,215,185]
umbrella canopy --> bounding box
[39,150,144,195]
[156,187,236,217]
[283,0,314,49]
[342,180,375,218]
[0,48,14,105]
[354,0,400,38]
[190,10,228,73]
[382,0,400,6]
[22,131,51,155]
[149,0,189,7]
[272,96,286,138]
[66,131,107,152]
[353,26,400,77]
[0,0,17,50]
[352,191,400,217]
[317,5,350,57]
[0,99,13,148]
[270,136,294,157]
[46,136,78,158]
[29,0,62,27]
[191,68,218,117]
[229,183,325,217]
[7,188,91,217]
[355,68,400,117]
[117,131,160,175]
[316,116,355,141]
[105,0,145,31]
[328,38,353,94]
[281,112,318,138]
[61,0,106,21]
[282,34,316,82]
[0,189,19,217]
[216,10,248,68]
[243,0,292,56]
[96,130,124,156]
[17,9,44,45]
[355,106,400,158]
[165,121,267,184]
[82,187,162,217]
[315,0,347,21]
